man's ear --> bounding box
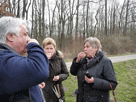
[6,33,15,42]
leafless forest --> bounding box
[0,0,136,60]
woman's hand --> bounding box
[76,52,86,62]
[85,76,94,83]
[53,76,59,81]
[38,82,45,89]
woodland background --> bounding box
[0,0,136,60]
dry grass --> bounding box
[61,35,136,60]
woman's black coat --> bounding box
[42,50,69,102]
[70,52,118,102]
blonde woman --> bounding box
[42,37,69,102]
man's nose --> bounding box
[27,36,30,40]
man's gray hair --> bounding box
[0,16,26,44]
[84,37,102,53]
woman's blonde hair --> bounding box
[42,37,56,49]
[84,37,102,53]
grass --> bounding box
[62,59,136,102]
[105,52,136,57]
[62,74,77,102]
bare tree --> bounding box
[3,0,136,57]
[16,0,20,17]
[51,0,58,39]
[0,1,14,17]
[105,0,107,35]
[30,0,35,38]
[22,0,26,19]
[86,0,89,37]
[82,2,86,39]
[75,0,80,39]
[47,0,52,37]
[94,7,100,35]
[123,0,129,35]
[12,0,16,15]
[118,0,126,34]
[60,0,65,50]
[42,0,45,38]
[25,0,31,20]
[67,0,74,41]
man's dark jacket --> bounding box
[70,52,118,102]
[0,43,49,102]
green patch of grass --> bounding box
[106,53,136,57]
[113,60,136,102]
[62,74,77,102]
[63,59,136,102]
[64,58,72,62]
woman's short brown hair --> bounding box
[84,37,102,53]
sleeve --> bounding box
[92,58,118,90]
[58,58,69,82]
[70,57,81,76]
[0,43,49,95]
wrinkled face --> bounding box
[43,44,56,59]
[84,41,98,58]
[14,24,29,55]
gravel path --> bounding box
[66,54,136,70]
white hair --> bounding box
[0,16,27,44]
[84,37,102,53]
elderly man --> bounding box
[0,16,49,102]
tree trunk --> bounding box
[17,0,20,17]
[75,0,79,39]
[123,0,129,36]
[105,0,107,35]
[83,3,85,39]
[42,0,45,39]
[86,0,89,37]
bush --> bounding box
[100,35,135,55]
[62,35,136,60]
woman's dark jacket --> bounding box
[42,50,69,102]
[70,52,118,102]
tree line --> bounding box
[0,0,136,55]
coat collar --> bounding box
[0,43,20,55]
[49,50,59,61]
[80,51,104,69]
